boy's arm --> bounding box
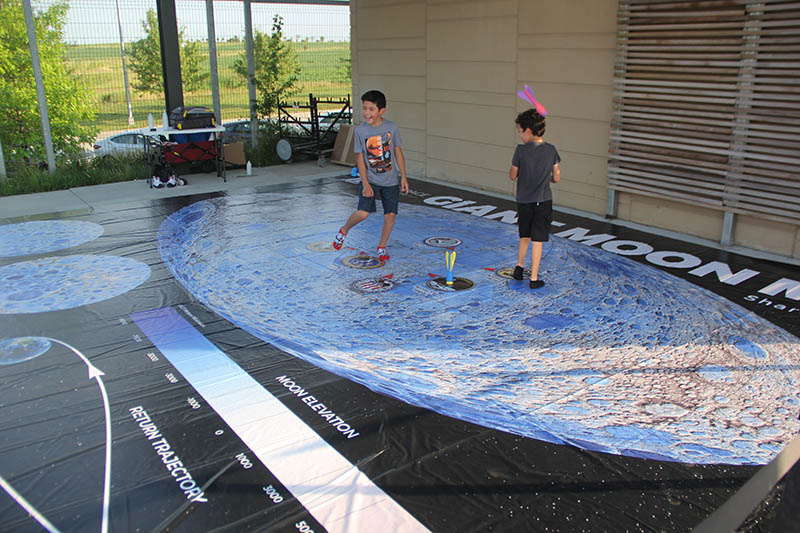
[551,163,561,183]
[395,146,409,193]
[509,165,519,181]
[357,152,373,197]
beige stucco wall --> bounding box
[350,0,800,260]
[351,0,617,208]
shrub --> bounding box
[242,122,283,167]
[0,153,149,197]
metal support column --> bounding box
[22,0,56,174]
[115,0,135,125]
[606,189,618,218]
[0,139,7,180]
[205,0,222,127]
[244,0,259,147]
[156,0,183,115]
[721,211,735,246]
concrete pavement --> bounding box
[0,160,350,222]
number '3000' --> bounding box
[262,484,283,503]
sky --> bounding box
[34,0,350,44]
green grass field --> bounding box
[64,40,351,135]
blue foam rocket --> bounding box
[445,250,456,285]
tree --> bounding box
[338,56,351,83]
[128,9,209,95]
[127,10,161,95]
[0,0,96,164]
[233,15,301,118]
[180,39,208,93]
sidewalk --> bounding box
[0,161,350,222]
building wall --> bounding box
[351,0,428,177]
[350,0,800,260]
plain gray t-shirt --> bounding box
[512,141,561,203]
[353,119,403,187]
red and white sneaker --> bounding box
[377,247,389,261]
[333,227,347,250]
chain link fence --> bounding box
[38,0,350,141]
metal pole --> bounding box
[156,0,184,115]
[721,211,735,246]
[205,0,222,127]
[0,138,7,181]
[244,0,259,147]
[694,432,800,533]
[115,0,135,126]
[606,189,618,218]
[22,0,56,174]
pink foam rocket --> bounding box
[517,84,547,116]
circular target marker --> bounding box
[496,266,531,279]
[426,277,474,291]
[423,236,462,248]
[350,277,396,294]
[307,241,336,252]
[342,255,384,269]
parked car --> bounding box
[6,143,93,169]
[93,131,164,156]
[317,111,351,132]
[222,119,276,142]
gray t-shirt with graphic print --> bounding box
[353,119,403,187]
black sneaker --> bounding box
[513,265,524,280]
[530,279,544,289]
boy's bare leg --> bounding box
[530,241,543,280]
[378,213,396,248]
[343,210,370,233]
[517,237,530,268]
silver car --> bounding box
[222,119,276,142]
[93,131,163,156]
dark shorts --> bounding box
[517,200,552,241]
[357,183,400,215]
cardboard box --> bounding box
[330,124,359,167]
[224,141,246,166]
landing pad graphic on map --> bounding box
[157,192,800,466]
[0,221,104,258]
[0,255,151,313]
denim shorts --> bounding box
[357,183,400,214]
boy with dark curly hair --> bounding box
[510,108,561,289]
[332,90,408,262]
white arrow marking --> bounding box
[0,337,112,533]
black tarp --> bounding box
[1,176,797,532]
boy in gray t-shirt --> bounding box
[333,90,409,262]
[509,108,561,289]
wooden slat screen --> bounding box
[609,0,800,224]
